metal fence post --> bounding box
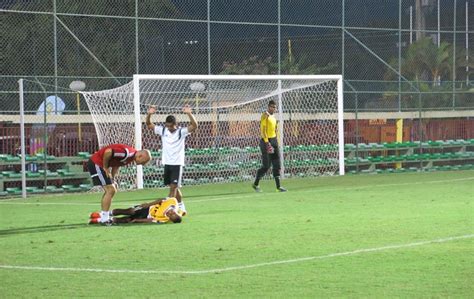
[19,79,27,199]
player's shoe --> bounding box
[89,212,100,219]
[88,218,99,224]
[178,203,187,216]
[252,184,261,192]
[277,187,287,192]
[99,219,115,226]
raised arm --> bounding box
[146,105,157,130]
[183,104,198,133]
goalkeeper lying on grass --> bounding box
[89,197,184,225]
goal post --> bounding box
[337,77,344,176]
[83,74,344,190]
[133,77,144,189]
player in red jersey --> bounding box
[88,144,151,224]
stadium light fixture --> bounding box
[69,80,86,92]
[189,82,205,112]
[69,80,86,143]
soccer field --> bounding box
[1,171,473,298]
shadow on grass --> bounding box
[0,223,90,236]
[0,221,174,236]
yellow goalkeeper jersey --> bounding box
[148,197,182,223]
[260,112,277,142]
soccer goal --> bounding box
[82,75,344,189]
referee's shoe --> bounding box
[277,187,287,192]
[251,184,261,192]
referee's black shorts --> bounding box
[87,159,113,186]
[163,164,183,187]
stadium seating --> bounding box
[61,184,83,192]
[0,152,91,195]
[141,138,473,185]
[1,140,473,194]
[343,139,474,174]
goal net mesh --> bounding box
[82,77,341,189]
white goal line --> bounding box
[0,176,472,206]
[0,234,472,275]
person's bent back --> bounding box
[87,144,151,225]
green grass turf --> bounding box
[0,170,473,298]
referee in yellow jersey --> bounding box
[252,100,287,192]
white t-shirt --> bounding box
[154,125,191,165]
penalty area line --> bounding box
[1,234,473,275]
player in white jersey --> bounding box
[146,104,198,215]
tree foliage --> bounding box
[2,1,179,79]
[385,37,451,87]
[220,53,338,75]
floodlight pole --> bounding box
[69,81,86,146]
[453,0,457,108]
[410,6,413,44]
[437,0,440,47]
[19,79,27,199]
[466,1,469,85]
[77,94,82,143]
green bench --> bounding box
[61,185,82,192]
[57,169,75,177]
[6,187,22,194]
[77,152,91,159]
[26,186,45,194]
[26,171,41,178]
[45,186,64,193]
[35,153,56,160]
[38,170,58,177]
[2,171,16,177]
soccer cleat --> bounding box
[252,184,261,192]
[178,203,187,216]
[100,219,115,226]
[277,187,287,192]
[89,212,100,219]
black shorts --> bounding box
[87,159,113,186]
[130,206,149,219]
[163,164,183,186]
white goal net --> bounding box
[82,75,344,189]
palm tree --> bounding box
[220,54,337,75]
[419,39,451,86]
[385,37,451,87]
[455,48,474,87]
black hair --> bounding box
[268,100,276,106]
[165,115,176,124]
[171,215,182,223]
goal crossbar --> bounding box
[83,74,344,190]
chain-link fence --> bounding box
[0,0,473,195]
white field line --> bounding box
[0,176,472,206]
[0,234,472,275]
[191,176,474,203]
